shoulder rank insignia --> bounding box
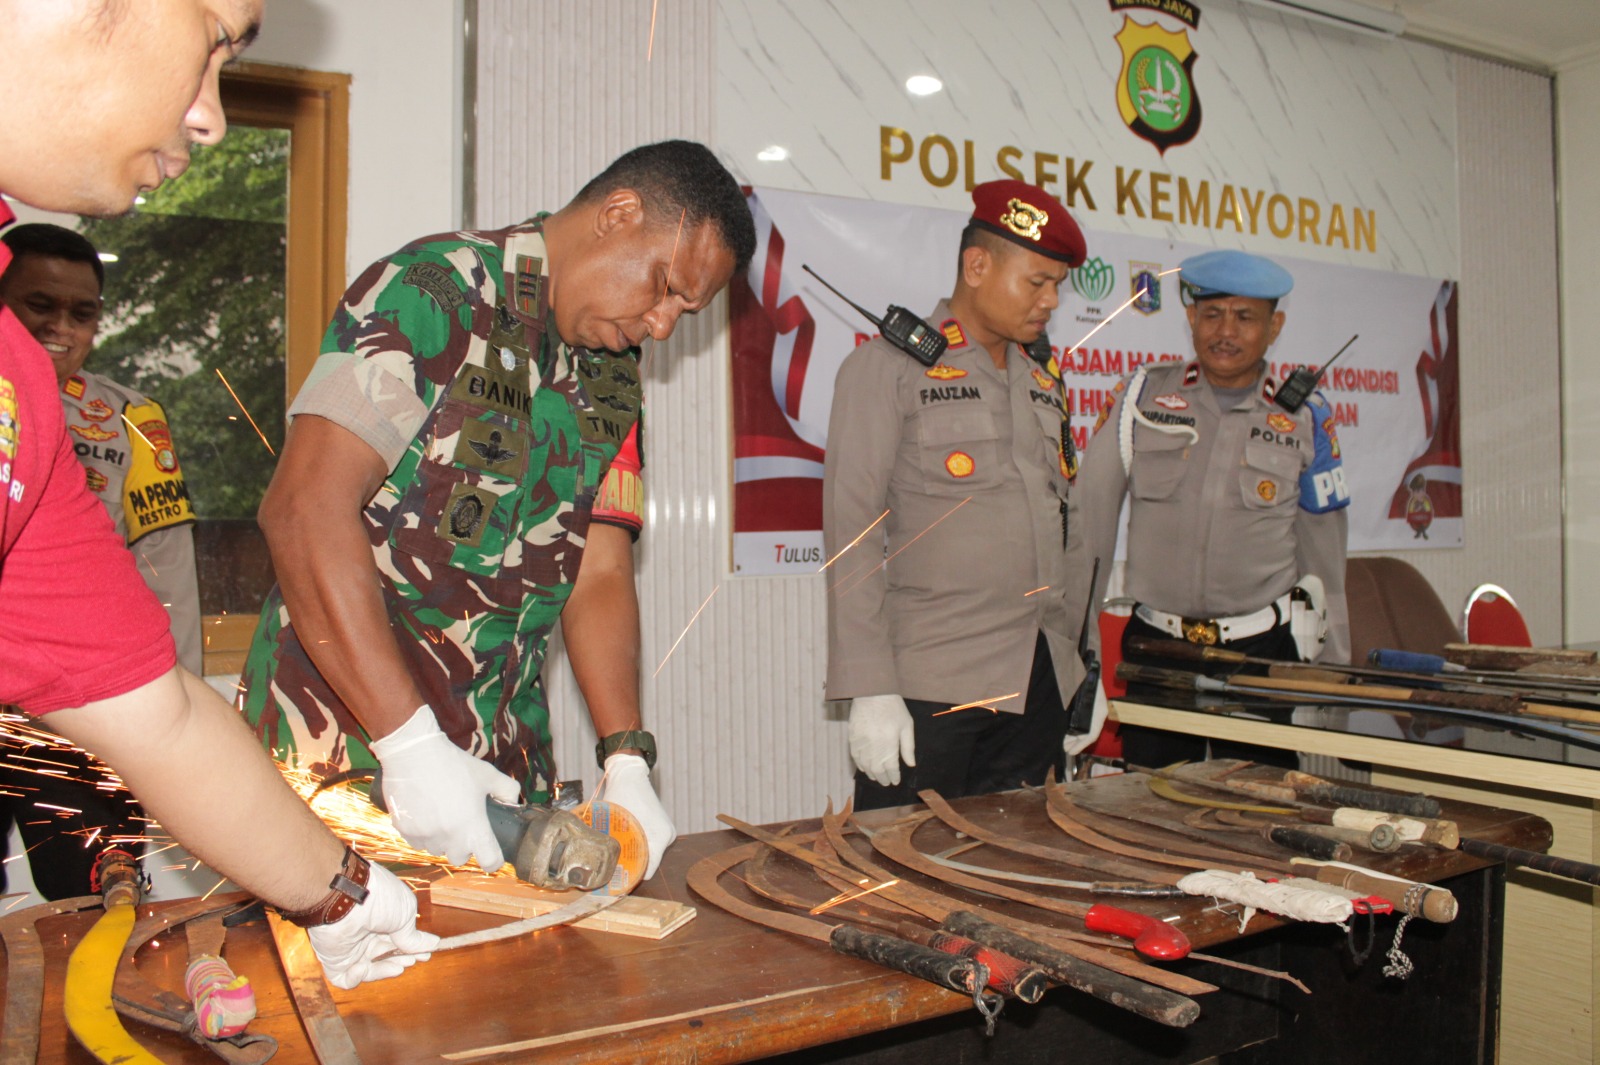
[63,375,86,400]
[940,318,968,349]
[1182,363,1200,386]
[926,364,967,381]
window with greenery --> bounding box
[80,127,290,616]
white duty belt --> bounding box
[1135,593,1293,646]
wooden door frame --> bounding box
[221,62,350,401]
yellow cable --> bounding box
[63,893,168,1065]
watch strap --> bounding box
[596,729,656,770]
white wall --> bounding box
[246,0,463,278]
[1560,53,1600,648]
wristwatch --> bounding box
[596,729,656,770]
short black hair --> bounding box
[574,140,755,275]
[2,223,105,290]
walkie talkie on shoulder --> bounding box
[802,264,947,367]
[1022,331,1055,372]
[1275,334,1357,414]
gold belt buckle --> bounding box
[1181,618,1220,645]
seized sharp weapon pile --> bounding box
[686,760,1541,1036]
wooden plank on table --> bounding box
[430,875,696,940]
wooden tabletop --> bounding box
[5,769,1553,1064]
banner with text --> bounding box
[731,186,1459,577]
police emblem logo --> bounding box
[1153,392,1188,410]
[1267,412,1297,434]
[1072,257,1115,304]
[1113,11,1202,155]
[85,468,108,493]
[138,419,179,472]
[945,451,975,478]
[940,318,968,349]
[1257,479,1277,503]
[1031,368,1056,391]
[1130,262,1162,315]
[925,364,968,381]
[999,198,1048,241]
[71,423,116,442]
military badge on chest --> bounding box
[575,350,641,445]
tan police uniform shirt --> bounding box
[61,370,202,673]
[823,300,1084,709]
[1062,359,1350,663]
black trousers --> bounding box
[1118,612,1300,771]
[0,742,145,899]
[854,632,1069,812]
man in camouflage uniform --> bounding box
[243,140,753,879]
[0,223,202,899]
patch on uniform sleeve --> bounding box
[593,423,644,536]
[437,482,496,545]
[945,451,975,478]
[122,400,195,544]
[403,261,466,315]
[1298,394,1351,514]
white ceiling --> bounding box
[1390,0,1600,71]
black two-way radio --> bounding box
[1022,332,1055,372]
[1274,334,1357,414]
[801,264,947,367]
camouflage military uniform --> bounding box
[242,218,644,799]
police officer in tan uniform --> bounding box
[824,180,1097,810]
[1063,249,1350,767]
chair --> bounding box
[1462,583,1533,647]
[1345,557,1462,663]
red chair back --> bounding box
[1463,584,1532,647]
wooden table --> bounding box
[5,771,1550,1064]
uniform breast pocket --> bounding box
[916,407,1001,495]
[1130,430,1190,501]
[1239,442,1301,510]
[389,400,526,577]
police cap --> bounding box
[1178,249,1294,303]
[969,180,1087,267]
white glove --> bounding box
[849,694,915,787]
[597,752,676,880]
[369,704,520,872]
[1062,677,1109,759]
[307,862,440,990]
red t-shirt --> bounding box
[0,205,175,713]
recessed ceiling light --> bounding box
[757,145,789,162]
[906,74,943,96]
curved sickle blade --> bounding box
[0,895,101,1065]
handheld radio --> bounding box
[801,265,947,367]
[1274,334,1357,413]
[1022,331,1055,372]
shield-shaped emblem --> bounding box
[1114,17,1202,155]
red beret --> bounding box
[969,180,1086,267]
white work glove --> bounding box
[597,752,676,880]
[369,704,520,872]
[307,862,440,990]
[1062,677,1109,759]
[849,694,916,787]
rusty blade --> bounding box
[0,895,102,1065]
[268,912,363,1065]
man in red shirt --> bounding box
[0,0,432,988]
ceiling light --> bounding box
[757,145,789,162]
[905,75,943,96]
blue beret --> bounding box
[1178,249,1293,302]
